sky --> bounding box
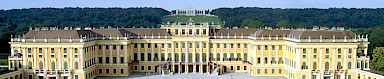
[0,0,383,11]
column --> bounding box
[80,47,84,71]
[332,48,336,69]
[179,41,182,63]
[308,48,311,70]
[117,45,120,64]
[261,44,264,65]
[103,45,106,64]
[172,41,175,72]
[58,48,61,69]
[11,47,14,56]
[220,43,223,63]
[70,47,73,69]
[192,41,196,63]
[125,44,128,63]
[186,41,189,73]
[45,47,48,70]
[353,48,357,69]
[33,47,37,70]
[110,45,112,65]
[344,48,347,69]
[319,48,323,70]
[253,44,257,65]
[200,41,203,62]
[22,47,26,69]
[268,44,271,65]
[146,43,149,61]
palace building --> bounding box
[170,7,214,16]
[3,19,384,79]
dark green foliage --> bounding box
[0,7,170,53]
[371,47,384,72]
[212,7,384,28]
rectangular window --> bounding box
[189,29,192,34]
[141,44,144,48]
[99,45,102,49]
[113,57,117,63]
[64,48,67,53]
[75,75,78,79]
[39,55,42,58]
[182,29,185,34]
[303,48,306,54]
[28,55,32,58]
[210,44,213,48]
[257,57,261,64]
[338,48,341,54]
[237,66,240,70]
[155,44,158,48]
[120,57,124,64]
[279,69,282,74]
[313,55,317,58]
[314,48,317,54]
[141,66,144,70]
[302,75,306,79]
[99,69,102,74]
[99,57,102,63]
[28,48,31,53]
[113,69,116,74]
[313,75,317,79]
[348,48,352,54]
[237,44,240,48]
[303,55,306,58]
[258,45,261,50]
[196,29,200,34]
[50,48,54,53]
[106,69,110,74]
[272,45,275,50]
[265,45,268,50]
[231,44,234,48]
[264,69,268,74]
[175,43,179,48]
[74,48,78,53]
[106,57,110,63]
[134,43,138,48]
[272,69,275,74]
[325,55,329,58]
[148,66,152,70]
[135,66,138,70]
[169,44,171,48]
[217,44,220,48]
[51,55,55,58]
[64,55,67,58]
[338,55,341,58]
[106,45,109,49]
[148,44,151,48]
[196,43,200,48]
[326,48,329,54]
[348,75,351,79]
[189,43,192,48]
[244,44,247,48]
[279,45,282,50]
[74,55,78,58]
[257,69,260,74]
[121,69,124,74]
[175,29,179,34]
[182,43,185,48]
[244,66,247,70]
[121,45,124,50]
[162,44,165,48]
[231,66,234,70]
[224,44,227,48]
[265,57,268,64]
[203,29,206,34]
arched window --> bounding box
[325,62,329,70]
[348,62,352,69]
[302,62,306,69]
[230,53,234,60]
[161,53,165,61]
[28,61,32,69]
[39,62,43,69]
[223,53,227,60]
[313,62,317,70]
[196,53,200,61]
[64,62,68,70]
[209,53,213,59]
[237,53,241,60]
[168,53,172,59]
[154,53,158,61]
[148,53,152,61]
[182,53,186,61]
[337,62,342,69]
[51,62,55,70]
[188,53,193,62]
[216,53,220,61]
[74,62,78,69]
[175,53,179,62]
[244,53,248,61]
[203,53,207,61]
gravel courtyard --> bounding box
[95,72,286,79]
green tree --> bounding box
[275,20,292,28]
[241,19,264,28]
[369,25,384,55]
[371,47,384,71]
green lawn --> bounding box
[162,15,223,25]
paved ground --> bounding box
[95,72,286,79]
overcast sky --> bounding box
[1,0,383,11]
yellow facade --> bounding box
[5,20,381,79]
